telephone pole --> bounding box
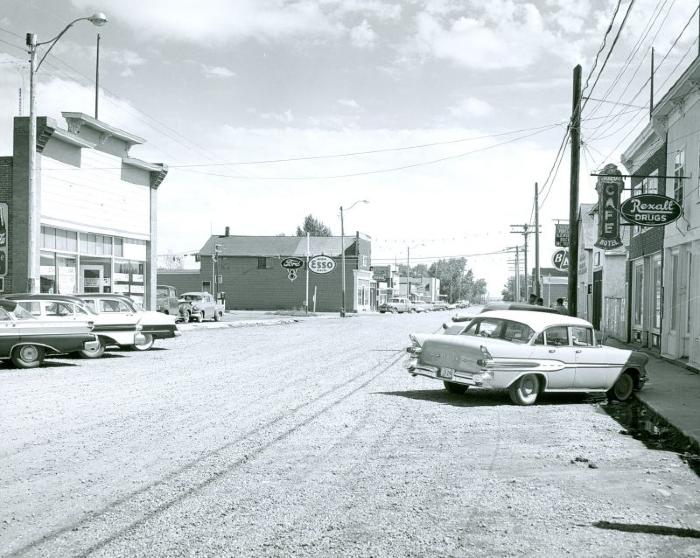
[514,246,520,302]
[568,64,582,317]
[534,182,541,297]
[510,224,530,299]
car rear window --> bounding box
[462,317,534,344]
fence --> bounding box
[603,296,627,342]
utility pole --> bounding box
[510,224,530,299]
[514,246,520,302]
[650,47,654,119]
[568,64,582,317]
[406,247,410,300]
[95,33,100,119]
[534,182,541,297]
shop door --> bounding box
[592,270,603,330]
[81,265,103,294]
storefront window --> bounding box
[57,255,77,294]
[633,263,643,327]
[652,256,662,331]
[114,260,145,305]
[40,251,56,293]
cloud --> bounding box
[413,2,555,70]
[52,41,146,77]
[447,97,493,119]
[337,98,360,109]
[201,64,236,78]
[350,20,377,49]
[70,0,342,44]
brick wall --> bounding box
[0,157,12,293]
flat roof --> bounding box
[62,112,146,146]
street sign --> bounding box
[309,255,336,274]
[552,249,569,271]
[620,194,682,227]
[554,223,569,247]
[280,257,304,270]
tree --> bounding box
[427,258,486,303]
[296,214,332,237]
[501,275,525,301]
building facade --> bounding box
[621,124,667,351]
[0,113,167,309]
[159,232,374,313]
[651,57,700,368]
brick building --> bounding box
[0,113,167,309]
[158,231,374,312]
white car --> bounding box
[7,294,145,358]
[79,294,180,351]
[405,310,648,405]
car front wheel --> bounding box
[133,333,154,351]
[214,311,222,322]
[509,374,540,405]
[11,345,45,369]
[444,381,469,395]
[608,371,634,402]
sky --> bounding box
[0,0,698,297]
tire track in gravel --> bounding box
[5,349,406,558]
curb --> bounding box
[633,391,700,453]
[178,318,299,331]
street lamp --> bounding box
[25,12,107,292]
[339,199,369,317]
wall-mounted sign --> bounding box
[620,194,682,227]
[594,164,624,249]
[309,255,336,274]
[552,249,569,271]
[280,257,304,270]
[554,223,569,248]
[0,203,8,288]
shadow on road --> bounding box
[375,388,604,407]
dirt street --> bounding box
[1,313,699,557]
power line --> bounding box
[582,0,624,96]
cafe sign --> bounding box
[620,194,682,227]
[594,164,624,249]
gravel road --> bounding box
[1,312,699,557]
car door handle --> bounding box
[575,349,582,353]
[548,349,556,353]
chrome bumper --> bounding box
[83,339,101,352]
[134,333,146,346]
[174,329,182,337]
[404,357,494,387]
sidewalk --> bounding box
[606,338,700,449]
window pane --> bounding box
[40,251,56,293]
[103,236,112,255]
[96,235,104,256]
[114,238,123,257]
[45,227,56,250]
[545,326,569,346]
[56,229,67,251]
[571,327,593,346]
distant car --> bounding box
[0,299,99,368]
[178,292,225,322]
[411,301,429,313]
[6,294,145,358]
[78,294,180,351]
[405,310,648,405]
[156,285,180,316]
[379,297,411,314]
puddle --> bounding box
[601,399,700,477]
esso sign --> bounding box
[552,249,569,271]
[309,255,336,274]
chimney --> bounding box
[225,226,230,237]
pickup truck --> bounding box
[379,297,412,314]
[179,292,225,322]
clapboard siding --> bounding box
[40,150,150,239]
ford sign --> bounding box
[309,255,336,274]
[281,257,304,269]
[620,194,682,227]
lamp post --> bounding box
[339,199,369,317]
[25,12,107,292]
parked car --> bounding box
[78,294,180,350]
[452,302,558,323]
[178,292,225,322]
[411,301,429,313]
[156,285,180,317]
[405,310,648,405]
[379,297,412,314]
[0,299,99,368]
[6,294,145,358]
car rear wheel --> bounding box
[78,338,105,359]
[11,345,45,369]
[133,333,154,351]
[509,374,540,405]
[443,381,469,395]
[214,311,222,322]
[390,308,398,314]
[608,371,634,402]
[181,310,191,323]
